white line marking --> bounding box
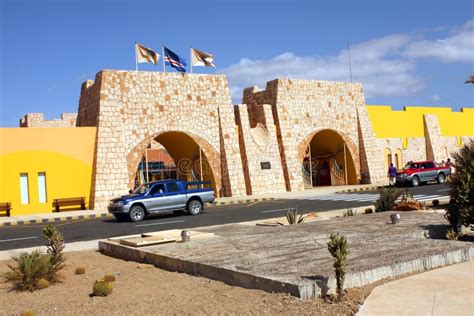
[136,220,184,227]
[261,208,289,213]
[0,236,37,243]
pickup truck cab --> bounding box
[108,180,215,222]
[396,160,451,187]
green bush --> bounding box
[75,267,86,275]
[284,207,306,225]
[327,233,349,302]
[103,274,116,282]
[446,140,474,232]
[42,224,65,283]
[343,209,356,217]
[36,278,50,289]
[2,250,50,292]
[93,279,113,297]
[364,208,373,214]
[374,188,403,212]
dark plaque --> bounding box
[261,162,271,170]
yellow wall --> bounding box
[0,127,96,215]
[367,106,474,142]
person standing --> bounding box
[388,163,397,186]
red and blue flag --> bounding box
[164,47,187,72]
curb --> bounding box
[0,213,112,227]
[337,186,385,193]
[209,197,276,207]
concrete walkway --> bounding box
[0,184,384,226]
[358,260,474,316]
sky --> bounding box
[0,0,473,127]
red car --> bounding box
[396,160,451,187]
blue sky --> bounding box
[0,0,473,127]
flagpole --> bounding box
[190,46,193,74]
[162,45,166,73]
[135,42,138,72]
[346,41,353,82]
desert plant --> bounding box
[327,233,349,302]
[93,279,113,297]
[75,267,86,275]
[36,278,50,289]
[20,309,36,316]
[364,208,373,214]
[103,274,116,282]
[42,224,65,283]
[374,188,403,212]
[2,250,50,291]
[284,207,306,225]
[446,140,474,232]
[343,209,356,217]
[446,228,459,240]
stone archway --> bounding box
[126,131,221,195]
[298,129,359,186]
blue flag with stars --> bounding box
[164,47,187,72]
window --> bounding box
[20,173,29,204]
[423,162,435,169]
[38,172,47,203]
[394,154,399,169]
[149,184,165,195]
[166,182,179,192]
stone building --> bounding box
[20,113,77,127]
[9,69,473,212]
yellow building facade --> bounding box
[0,127,96,215]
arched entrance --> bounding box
[301,129,357,187]
[127,131,219,195]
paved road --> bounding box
[0,184,449,251]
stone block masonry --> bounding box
[20,113,77,127]
[71,70,472,209]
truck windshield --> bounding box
[403,163,419,170]
[133,183,153,194]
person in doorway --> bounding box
[388,163,397,187]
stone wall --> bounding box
[77,70,246,209]
[243,79,386,191]
[234,104,286,195]
[20,113,77,127]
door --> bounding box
[163,182,187,210]
[420,162,436,182]
[146,183,169,212]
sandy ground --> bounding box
[0,249,389,316]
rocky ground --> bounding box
[0,249,394,316]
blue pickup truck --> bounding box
[108,180,215,222]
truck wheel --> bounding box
[129,205,146,222]
[113,214,128,222]
[187,200,203,216]
[437,173,446,184]
[411,176,420,187]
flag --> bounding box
[135,43,160,65]
[191,48,215,67]
[164,47,187,72]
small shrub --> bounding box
[364,208,373,214]
[343,209,356,217]
[445,202,461,233]
[446,140,474,231]
[36,278,49,289]
[20,309,36,316]
[103,274,116,282]
[75,267,86,275]
[284,207,306,225]
[374,188,403,212]
[93,279,113,297]
[432,199,440,207]
[446,228,459,240]
[42,224,65,283]
[327,233,349,302]
[2,250,50,292]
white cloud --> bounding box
[223,34,422,102]
[403,20,474,63]
[432,94,441,102]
